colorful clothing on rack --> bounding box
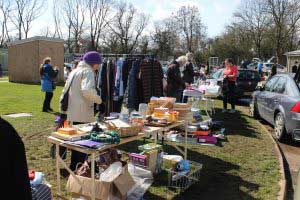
[113,59,124,101]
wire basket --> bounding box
[165,160,203,195]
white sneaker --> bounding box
[222,109,227,113]
[229,109,236,113]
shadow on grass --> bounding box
[213,108,260,139]
[143,144,259,200]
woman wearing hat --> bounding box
[59,51,102,170]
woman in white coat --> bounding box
[60,51,102,171]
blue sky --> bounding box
[31,0,242,38]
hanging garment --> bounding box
[139,59,163,103]
[113,59,124,101]
[99,60,115,116]
[122,59,133,92]
[127,59,142,110]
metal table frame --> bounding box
[182,90,216,119]
[47,121,188,200]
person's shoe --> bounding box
[222,109,227,113]
[229,109,236,113]
[48,108,53,112]
[42,108,49,112]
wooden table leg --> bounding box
[91,153,96,200]
[184,122,188,160]
[56,144,61,195]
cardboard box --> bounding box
[66,164,135,200]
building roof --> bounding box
[284,50,300,56]
[8,36,64,46]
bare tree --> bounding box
[108,1,149,53]
[11,0,45,40]
[52,0,62,38]
[234,0,270,58]
[151,20,179,59]
[63,0,85,53]
[0,0,11,46]
[173,6,206,52]
[86,0,111,51]
[266,0,300,63]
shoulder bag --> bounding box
[60,74,76,112]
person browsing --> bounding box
[222,58,238,113]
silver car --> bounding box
[251,73,300,141]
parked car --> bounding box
[296,168,300,200]
[210,68,261,98]
[250,73,300,141]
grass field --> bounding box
[0,82,280,200]
[0,75,8,81]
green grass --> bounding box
[0,75,8,81]
[0,82,280,200]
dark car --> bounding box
[211,68,261,98]
[250,73,300,141]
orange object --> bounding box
[57,127,77,135]
[64,120,69,128]
[193,130,211,136]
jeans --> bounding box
[223,81,236,110]
[43,92,53,110]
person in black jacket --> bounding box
[167,56,188,102]
[183,52,195,85]
[182,53,195,102]
[0,117,32,200]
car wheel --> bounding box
[250,101,260,119]
[274,112,287,141]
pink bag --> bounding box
[197,136,217,144]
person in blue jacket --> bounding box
[40,57,59,112]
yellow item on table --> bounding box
[166,111,179,122]
[153,107,169,117]
[57,127,77,135]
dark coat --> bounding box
[167,60,185,97]
[0,117,32,200]
[182,61,194,84]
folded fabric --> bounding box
[73,140,105,149]
[30,172,44,187]
[197,136,217,144]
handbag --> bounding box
[60,74,75,112]
[52,81,56,90]
[75,161,91,178]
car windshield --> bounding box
[212,69,223,79]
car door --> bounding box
[236,70,247,96]
[256,76,279,121]
[247,71,260,94]
[264,77,286,123]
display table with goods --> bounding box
[183,80,221,118]
[48,120,161,200]
[48,116,189,199]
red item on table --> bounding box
[28,170,35,180]
[193,130,211,136]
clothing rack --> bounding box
[101,53,154,58]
